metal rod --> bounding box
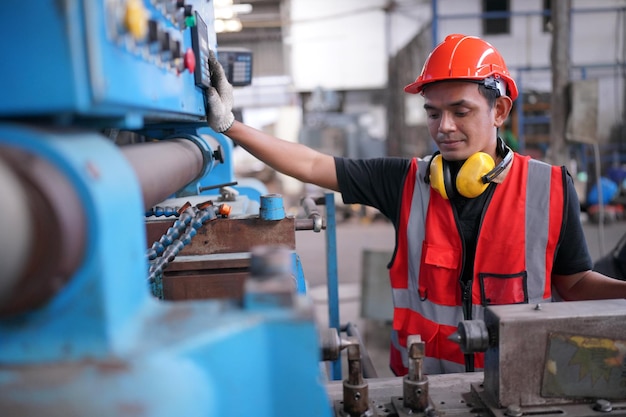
[342,322,378,379]
[121,138,205,209]
[198,181,237,193]
[324,192,342,380]
[300,196,323,232]
[0,148,86,317]
[294,218,316,230]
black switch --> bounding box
[172,39,181,59]
[161,31,171,52]
[148,20,159,44]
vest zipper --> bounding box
[451,184,496,373]
[450,202,472,321]
[460,280,472,320]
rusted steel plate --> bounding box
[145,217,296,255]
[162,271,247,301]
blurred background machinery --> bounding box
[1,2,625,417]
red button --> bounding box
[184,48,196,74]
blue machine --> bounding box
[0,2,332,416]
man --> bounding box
[206,34,626,375]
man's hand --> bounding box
[206,50,235,133]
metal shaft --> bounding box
[0,148,86,317]
[343,341,370,416]
[0,137,206,316]
[403,335,429,412]
[121,138,205,209]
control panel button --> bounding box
[124,0,148,40]
[184,48,196,74]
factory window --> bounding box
[543,0,552,32]
[482,0,510,35]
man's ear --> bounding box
[494,96,513,127]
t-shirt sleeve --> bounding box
[334,156,411,225]
[552,172,593,275]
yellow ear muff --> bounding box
[429,154,448,199]
[456,152,495,198]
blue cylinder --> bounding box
[260,194,285,220]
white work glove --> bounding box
[206,50,235,133]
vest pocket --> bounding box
[419,242,461,305]
[478,271,528,305]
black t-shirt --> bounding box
[335,156,592,276]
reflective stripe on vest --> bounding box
[388,154,564,375]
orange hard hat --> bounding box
[404,34,518,101]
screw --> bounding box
[593,399,612,412]
[505,404,523,417]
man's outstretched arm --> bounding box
[553,270,626,300]
[224,121,339,192]
[205,50,339,192]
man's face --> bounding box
[422,81,498,161]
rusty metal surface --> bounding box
[163,271,247,301]
[329,373,626,417]
[146,217,297,301]
[161,254,250,301]
[542,332,626,399]
[472,383,626,417]
[164,253,250,272]
[483,299,626,407]
[146,217,296,255]
[328,373,483,417]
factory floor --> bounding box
[294,211,626,380]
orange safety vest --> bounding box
[389,153,566,375]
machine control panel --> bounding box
[0,0,217,128]
[217,48,253,87]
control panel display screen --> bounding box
[191,11,211,88]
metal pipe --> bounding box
[121,138,205,209]
[0,148,86,317]
[300,196,323,232]
[0,136,207,316]
[0,157,33,307]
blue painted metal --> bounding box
[194,127,267,203]
[432,0,438,47]
[324,193,342,380]
[260,194,286,221]
[293,253,308,295]
[173,132,219,192]
[0,124,150,362]
[0,1,215,128]
[0,125,333,417]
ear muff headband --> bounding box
[481,145,513,183]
